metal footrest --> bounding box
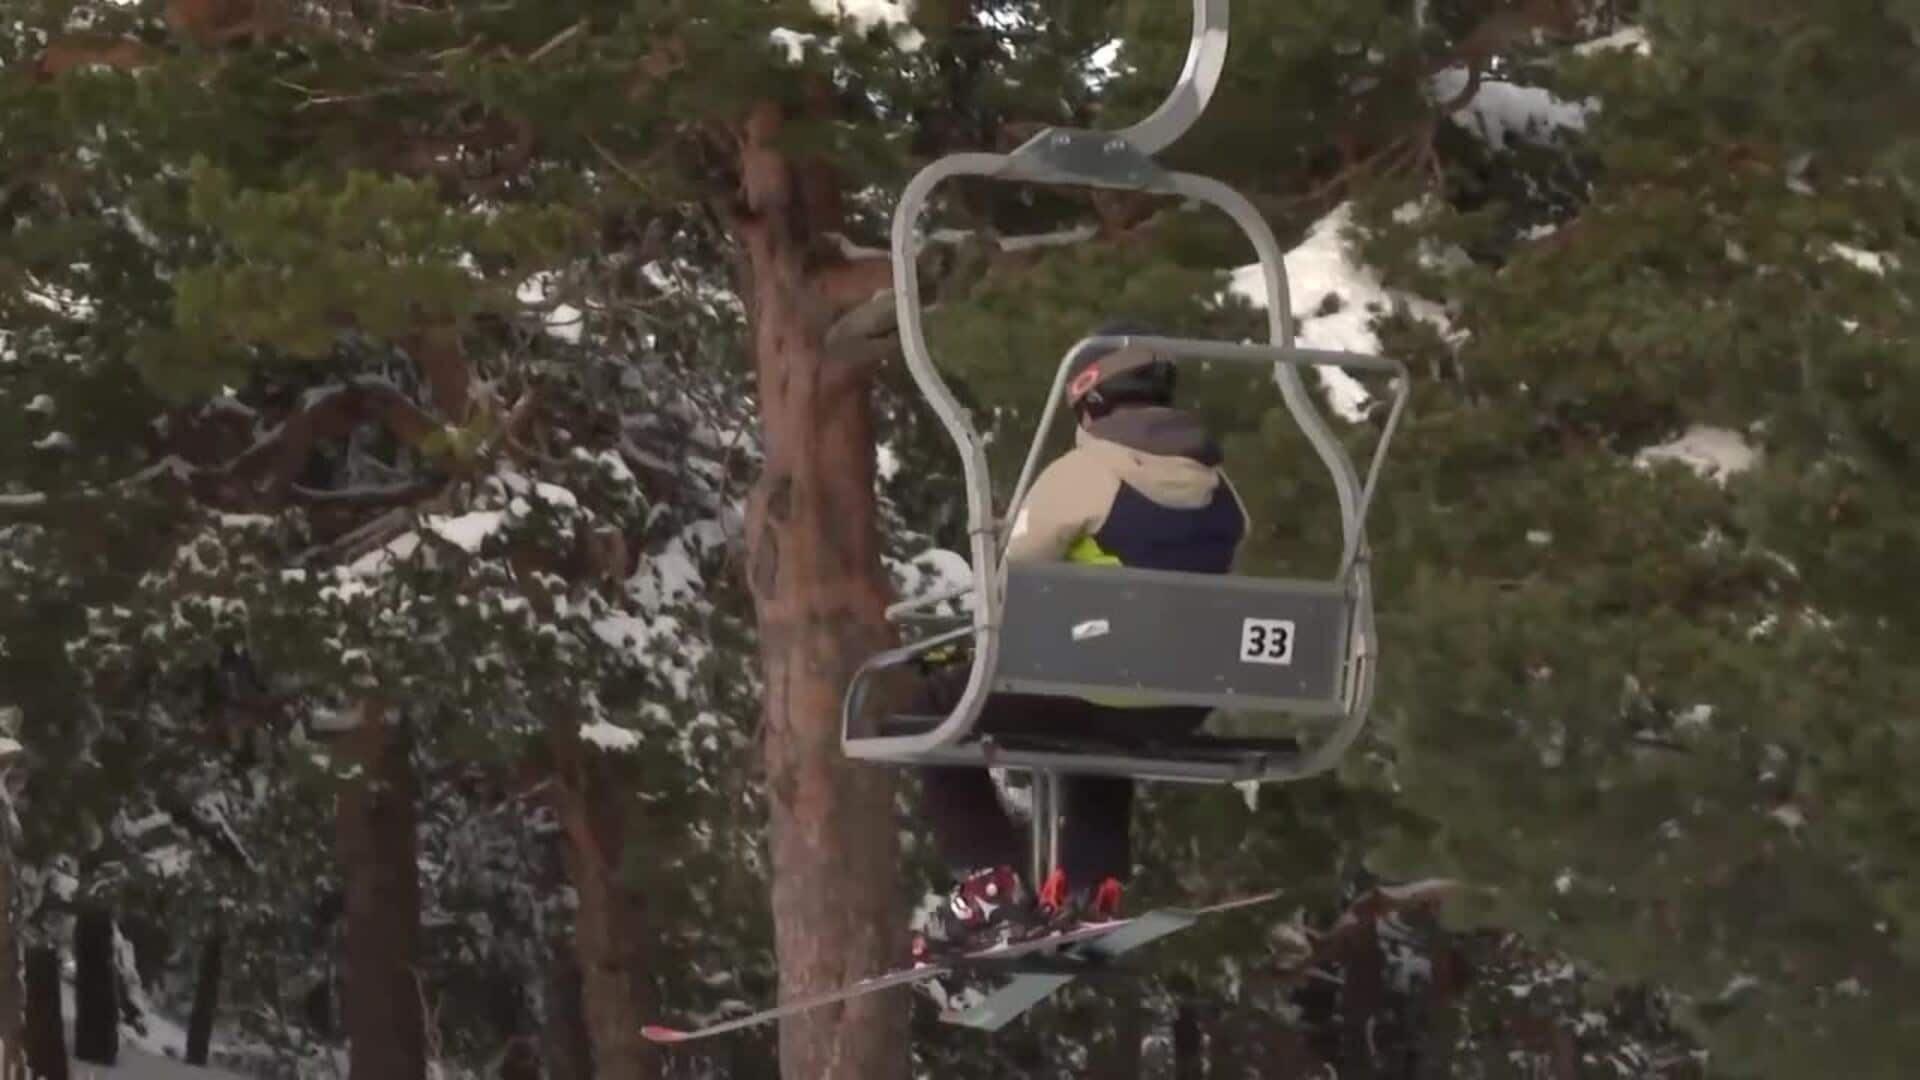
[864,715,1301,781]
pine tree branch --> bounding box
[525,20,586,64]
[1280,879,1465,976]
[287,481,444,509]
[400,328,470,422]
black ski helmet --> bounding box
[1065,319,1176,420]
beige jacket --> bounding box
[1004,407,1248,564]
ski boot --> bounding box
[1036,869,1124,931]
[912,865,1044,963]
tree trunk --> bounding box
[335,702,425,1080]
[1206,1005,1247,1080]
[1415,933,1465,1080]
[0,835,22,1080]
[541,932,593,1080]
[487,971,539,1080]
[550,716,654,1080]
[1173,1001,1202,1080]
[731,98,909,1080]
[1091,985,1144,1078]
[22,946,66,1080]
[1337,912,1386,1080]
[73,905,117,1066]
[185,924,223,1066]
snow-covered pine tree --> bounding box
[3,2,763,1076]
[1351,2,1920,1075]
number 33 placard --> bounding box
[1238,618,1295,665]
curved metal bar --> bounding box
[1356,371,1411,541]
[1116,0,1232,157]
[850,149,1405,761]
[1274,562,1377,781]
[841,624,981,746]
[841,154,1011,761]
[1169,172,1372,576]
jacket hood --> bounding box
[1076,407,1225,509]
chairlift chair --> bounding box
[841,0,1410,866]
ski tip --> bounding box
[641,1024,691,1044]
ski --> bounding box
[941,889,1284,1031]
[641,961,950,1045]
[643,889,1283,1044]
[641,919,1141,1045]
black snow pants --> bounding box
[912,665,1207,889]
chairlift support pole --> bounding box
[1029,772,1060,891]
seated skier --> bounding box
[914,320,1249,956]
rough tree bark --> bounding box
[0,826,21,1080]
[72,906,117,1066]
[1091,984,1145,1078]
[486,970,540,1080]
[1338,910,1387,1079]
[186,924,224,1066]
[335,702,425,1080]
[1173,1001,1202,1080]
[22,946,66,1080]
[727,95,909,1079]
[541,933,593,1080]
[549,717,655,1080]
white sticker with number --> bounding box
[1238,618,1295,665]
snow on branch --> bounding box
[1281,879,1466,972]
[1229,203,1453,422]
[1574,27,1651,56]
[1635,426,1758,484]
[1429,68,1592,148]
[161,376,445,509]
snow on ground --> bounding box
[1229,203,1452,420]
[1635,426,1759,483]
[53,977,248,1078]
[69,1047,248,1079]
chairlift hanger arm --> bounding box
[872,180,1379,765]
[845,0,1397,785]
[1120,0,1232,157]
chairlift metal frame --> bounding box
[841,0,1409,837]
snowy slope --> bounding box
[70,1047,248,1080]
[57,976,252,1079]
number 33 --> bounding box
[1239,619,1294,665]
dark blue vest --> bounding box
[1091,482,1243,575]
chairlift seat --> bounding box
[995,562,1351,714]
[856,560,1360,781]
